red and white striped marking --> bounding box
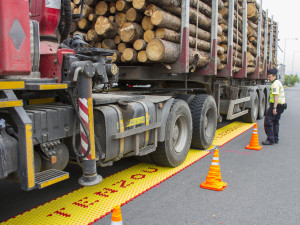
[79,98,91,160]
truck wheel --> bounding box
[257,92,266,119]
[176,94,195,104]
[243,92,259,123]
[189,95,217,149]
[151,100,192,167]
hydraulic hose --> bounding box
[59,0,72,43]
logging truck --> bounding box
[0,0,278,191]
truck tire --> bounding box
[243,92,259,123]
[189,95,217,149]
[176,94,195,104]
[257,92,266,119]
[151,99,192,167]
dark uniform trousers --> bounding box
[264,103,284,143]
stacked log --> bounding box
[71,0,225,69]
[70,0,276,73]
[219,0,244,72]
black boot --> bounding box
[262,139,274,145]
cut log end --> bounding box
[146,39,165,61]
[144,30,155,43]
[138,50,149,63]
[133,39,147,51]
[123,48,138,62]
[150,10,163,26]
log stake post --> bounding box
[170,0,190,73]
[217,0,234,77]
[268,15,274,69]
[275,21,279,63]
[196,0,218,76]
[250,0,262,79]
[262,10,269,79]
[234,0,247,78]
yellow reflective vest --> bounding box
[270,80,285,104]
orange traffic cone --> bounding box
[245,123,262,150]
[111,205,123,225]
[200,149,227,191]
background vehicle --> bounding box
[0,0,278,191]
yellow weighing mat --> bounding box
[2,122,254,225]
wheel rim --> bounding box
[172,115,188,153]
[205,108,215,138]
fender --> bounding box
[245,86,258,108]
[157,98,175,142]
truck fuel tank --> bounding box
[94,100,157,162]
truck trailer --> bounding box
[0,0,278,191]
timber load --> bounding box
[71,0,278,77]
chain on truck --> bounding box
[0,0,278,190]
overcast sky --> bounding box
[260,0,300,75]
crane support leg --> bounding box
[77,73,102,186]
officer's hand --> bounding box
[273,108,277,115]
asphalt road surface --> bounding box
[98,84,300,225]
[1,84,299,224]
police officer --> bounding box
[262,68,286,145]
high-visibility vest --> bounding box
[270,80,285,104]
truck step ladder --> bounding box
[35,169,69,189]
[0,84,70,190]
[138,145,156,156]
[0,98,23,108]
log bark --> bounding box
[151,10,181,32]
[122,48,138,62]
[95,16,118,38]
[143,30,155,43]
[146,38,180,63]
[189,37,224,54]
[126,7,143,22]
[102,39,117,49]
[189,24,220,42]
[141,16,154,30]
[120,22,144,43]
[133,39,147,51]
[189,50,210,68]
[155,28,181,44]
